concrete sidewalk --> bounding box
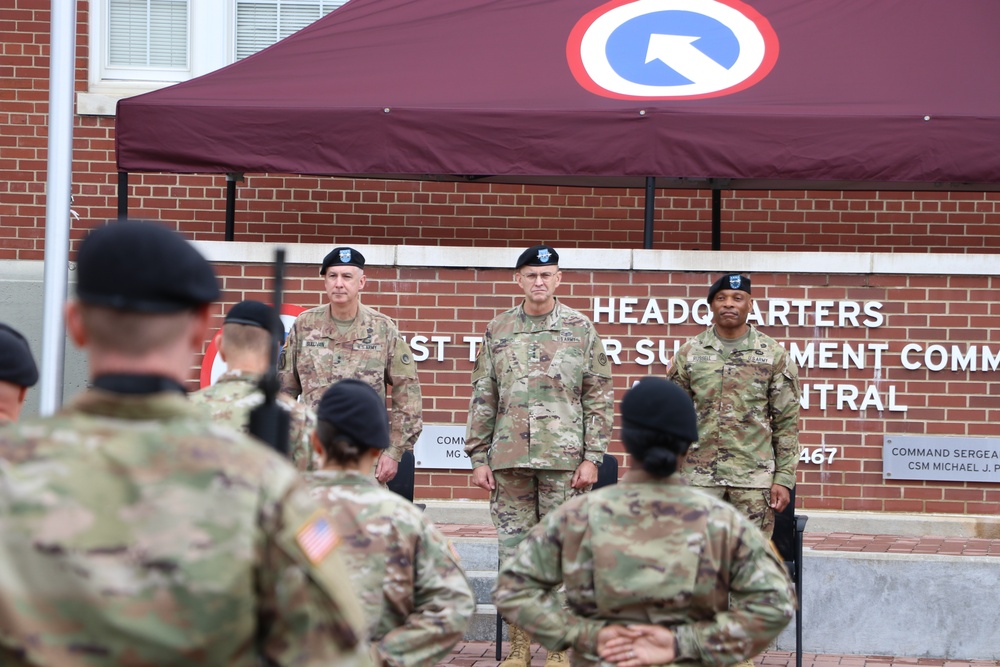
[438,642,1000,667]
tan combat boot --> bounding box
[500,624,532,667]
[544,649,568,666]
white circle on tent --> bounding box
[200,305,306,388]
[570,0,777,99]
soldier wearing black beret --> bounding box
[465,243,613,666]
[279,244,423,486]
[0,219,370,663]
[667,271,801,543]
[0,322,39,424]
[302,378,475,665]
[191,300,317,471]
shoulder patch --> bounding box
[295,511,341,564]
[447,539,461,563]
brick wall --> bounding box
[3,2,1000,517]
[202,251,1000,516]
[1,3,999,261]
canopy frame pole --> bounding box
[711,186,722,250]
[117,171,128,220]
[643,176,656,249]
[225,172,244,241]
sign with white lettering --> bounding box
[883,435,1000,482]
[414,424,472,470]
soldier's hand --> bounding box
[471,465,495,491]
[599,623,676,666]
[375,454,399,483]
[769,483,791,512]
[571,460,598,489]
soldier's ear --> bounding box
[311,431,326,461]
[65,301,88,348]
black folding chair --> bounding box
[494,454,619,659]
[771,487,807,667]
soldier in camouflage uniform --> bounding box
[191,300,316,470]
[303,379,475,667]
[0,220,370,666]
[494,377,796,667]
[0,322,38,425]
[667,273,801,539]
[279,246,422,484]
[466,245,614,667]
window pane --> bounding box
[279,4,322,40]
[109,0,188,68]
[235,0,349,60]
[236,3,278,61]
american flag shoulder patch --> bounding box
[295,511,341,564]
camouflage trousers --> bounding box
[694,485,775,539]
[491,468,585,565]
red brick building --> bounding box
[2,2,999,514]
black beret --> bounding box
[75,220,219,312]
[515,244,559,270]
[224,300,278,331]
[0,323,39,388]
[621,377,698,444]
[320,247,365,274]
[316,379,390,450]
[707,273,752,303]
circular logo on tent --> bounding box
[567,0,779,100]
[199,304,306,388]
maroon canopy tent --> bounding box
[116,0,1000,191]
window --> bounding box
[82,0,347,115]
[236,1,347,61]
[108,0,188,71]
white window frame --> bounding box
[80,0,345,116]
[81,0,233,116]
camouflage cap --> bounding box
[621,376,698,444]
[224,300,278,331]
[320,247,365,274]
[707,273,751,302]
[316,379,390,449]
[515,244,559,270]
[0,322,39,388]
[75,220,220,312]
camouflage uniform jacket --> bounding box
[465,300,613,471]
[667,326,801,489]
[0,388,371,667]
[494,475,797,667]
[190,368,316,471]
[303,470,475,667]
[278,303,422,462]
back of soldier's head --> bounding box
[74,220,219,353]
[314,379,390,463]
[0,323,39,391]
[620,377,699,478]
[220,301,279,364]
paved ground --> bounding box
[438,642,1000,667]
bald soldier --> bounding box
[466,244,614,667]
[0,220,370,666]
[279,246,422,484]
[0,322,39,425]
[191,300,316,470]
